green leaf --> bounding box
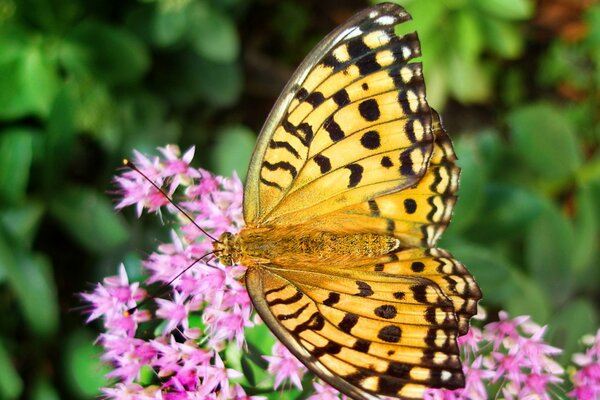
[526,201,575,306]
[153,5,189,46]
[448,54,491,103]
[481,17,523,58]
[454,10,483,60]
[572,186,598,273]
[506,270,551,323]
[49,186,129,253]
[210,125,255,180]
[508,103,582,180]
[0,128,34,205]
[0,235,59,335]
[68,21,149,86]
[245,323,276,356]
[476,0,534,20]
[547,299,598,363]
[44,85,76,189]
[30,377,60,400]
[187,3,239,63]
[475,184,544,241]
[445,136,486,233]
[0,338,22,399]
[0,202,44,247]
[0,32,59,119]
[63,329,110,397]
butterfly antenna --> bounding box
[125,250,220,316]
[123,159,221,243]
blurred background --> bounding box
[0,0,598,398]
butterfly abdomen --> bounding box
[217,227,401,269]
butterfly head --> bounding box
[213,231,240,266]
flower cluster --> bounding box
[83,146,598,399]
[569,329,600,399]
[426,311,564,400]
[84,146,254,399]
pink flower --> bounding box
[263,342,306,390]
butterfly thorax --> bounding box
[214,226,400,268]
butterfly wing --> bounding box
[310,110,460,248]
[244,3,436,227]
[246,254,468,400]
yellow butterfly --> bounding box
[214,3,481,399]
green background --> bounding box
[0,0,598,397]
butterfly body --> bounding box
[212,3,481,399]
[216,228,401,269]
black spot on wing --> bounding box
[267,290,303,306]
[374,305,397,319]
[356,281,373,297]
[306,91,326,107]
[345,163,364,188]
[358,99,381,121]
[403,198,417,214]
[381,156,393,168]
[378,325,402,343]
[368,199,380,216]
[314,154,332,174]
[293,312,325,334]
[324,116,345,142]
[338,313,359,333]
[323,292,340,306]
[332,89,350,107]
[360,130,381,149]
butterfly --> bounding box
[213,3,481,399]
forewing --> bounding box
[244,3,435,226]
[309,111,460,247]
[246,264,466,400]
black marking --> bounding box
[412,285,428,303]
[386,219,396,234]
[378,325,402,343]
[406,120,417,143]
[324,116,345,142]
[393,291,405,300]
[332,89,350,107]
[356,281,373,297]
[295,87,309,101]
[260,177,283,190]
[374,263,384,272]
[338,313,359,333]
[358,99,381,121]
[386,362,411,379]
[362,82,369,91]
[264,284,287,296]
[378,376,406,396]
[375,305,397,319]
[314,154,332,174]
[344,370,369,386]
[263,161,298,178]
[356,53,381,75]
[353,339,371,353]
[282,119,314,147]
[404,198,417,214]
[322,53,342,69]
[323,292,340,306]
[306,91,326,107]
[347,37,371,58]
[345,163,364,188]
[277,303,309,321]
[411,261,425,272]
[267,290,303,306]
[313,341,342,357]
[425,306,438,324]
[269,140,300,159]
[360,130,381,150]
[368,200,380,216]
[293,312,325,334]
[381,156,393,168]
[387,350,395,356]
[399,148,415,176]
[444,275,458,292]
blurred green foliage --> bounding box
[0,0,598,397]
